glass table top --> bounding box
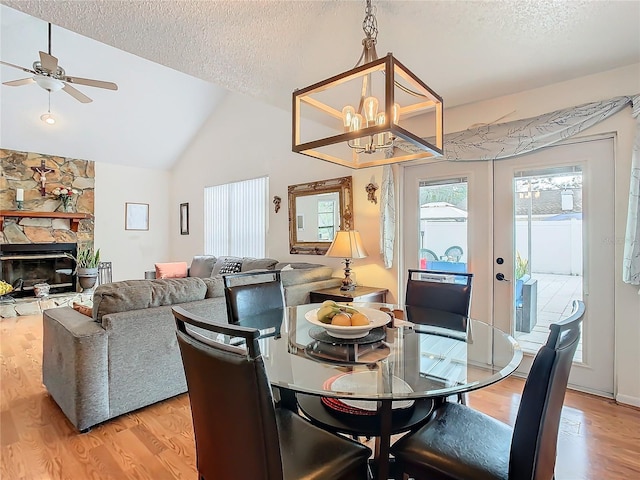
[244,303,523,401]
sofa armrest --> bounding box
[42,307,109,431]
[284,277,342,306]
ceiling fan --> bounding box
[0,23,118,103]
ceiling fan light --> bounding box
[40,113,56,125]
[34,75,64,92]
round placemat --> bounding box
[308,326,385,344]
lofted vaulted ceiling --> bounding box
[1,0,639,170]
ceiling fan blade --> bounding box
[39,51,59,72]
[0,60,36,74]
[3,77,36,87]
[62,83,92,103]
[64,75,118,91]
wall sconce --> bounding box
[365,183,378,204]
[273,196,281,213]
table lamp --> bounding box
[325,230,368,291]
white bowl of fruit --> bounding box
[305,301,391,339]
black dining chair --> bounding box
[405,269,474,318]
[406,269,474,404]
[390,300,586,480]
[223,270,284,325]
[172,306,372,480]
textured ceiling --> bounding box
[1,0,639,169]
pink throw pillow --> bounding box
[155,262,188,279]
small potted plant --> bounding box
[67,246,101,291]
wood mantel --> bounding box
[0,210,93,233]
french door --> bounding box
[403,136,615,396]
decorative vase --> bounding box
[34,282,50,298]
[60,197,74,212]
[77,267,99,291]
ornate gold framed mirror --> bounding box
[288,176,353,254]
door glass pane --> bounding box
[513,166,583,360]
[317,199,336,240]
[418,179,468,272]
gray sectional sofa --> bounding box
[42,256,341,431]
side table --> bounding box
[310,285,388,304]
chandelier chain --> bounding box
[362,0,378,41]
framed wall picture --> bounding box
[180,202,189,235]
[125,202,149,231]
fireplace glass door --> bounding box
[1,243,77,297]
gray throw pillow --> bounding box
[190,256,217,278]
[241,257,279,272]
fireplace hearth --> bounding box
[1,243,77,298]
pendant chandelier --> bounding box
[292,0,443,169]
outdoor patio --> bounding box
[514,273,583,360]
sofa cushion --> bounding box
[93,278,207,322]
[241,257,278,272]
[202,276,225,298]
[190,256,217,278]
[72,302,93,317]
[155,262,188,279]
[280,265,335,287]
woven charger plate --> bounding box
[329,371,415,411]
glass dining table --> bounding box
[239,303,523,480]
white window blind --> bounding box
[204,176,268,258]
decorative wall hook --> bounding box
[273,195,282,213]
[365,182,378,204]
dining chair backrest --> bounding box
[172,306,284,480]
[173,305,371,480]
[509,300,585,480]
[406,269,474,317]
[223,270,284,324]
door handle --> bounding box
[496,273,511,282]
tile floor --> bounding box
[514,273,583,359]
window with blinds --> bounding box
[204,176,268,258]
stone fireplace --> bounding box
[1,149,95,317]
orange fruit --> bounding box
[350,312,370,326]
[331,313,352,326]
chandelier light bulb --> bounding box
[342,105,356,129]
[363,96,379,125]
[376,112,386,145]
[392,103,401,124]
[350,114,363,147]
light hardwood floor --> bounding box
[1,314,639,479]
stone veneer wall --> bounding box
[1,149,95,248]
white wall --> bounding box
[169,92,354,270]
[94,162,171,281]
[171,63,640,405]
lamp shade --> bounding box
[326,230,369,259]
